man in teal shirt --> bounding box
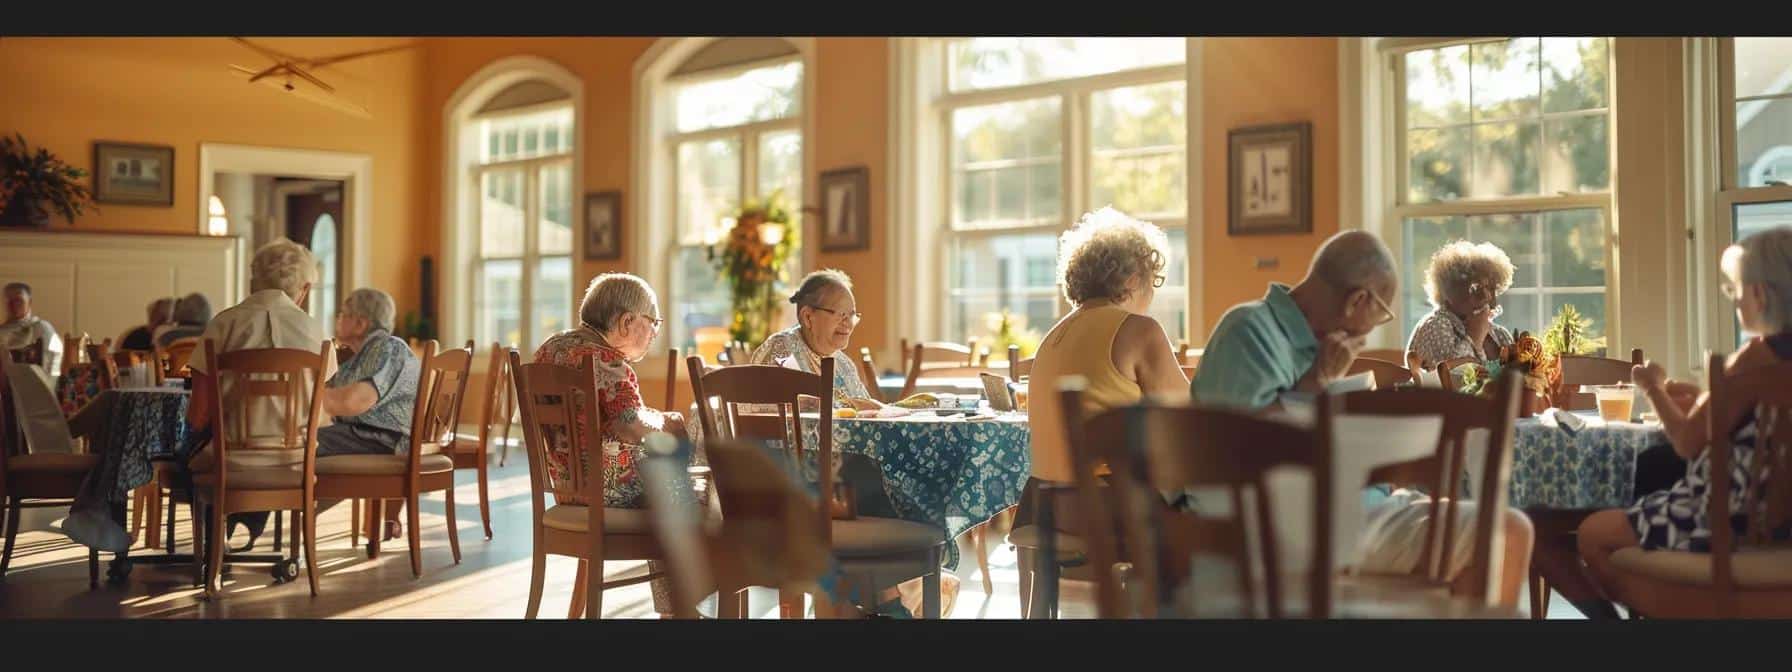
[1191,230,1398,410]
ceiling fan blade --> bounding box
[250,76,371,119]
[244,63,292,84]
[302,43,415,68]
[231,37,305,64]
[283,65,336,94]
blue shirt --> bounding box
[326,329,419,437]
[1191,283,1317,410]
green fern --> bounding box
[1542,304,1605,360]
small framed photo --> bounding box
[93,141,174,206]
[818,165,870,252]
[1227,122,1311,236]
[584,191,622,261]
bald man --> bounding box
[1191,229,1397,410]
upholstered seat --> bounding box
[830,516,945,558]
[314,453,454,476]
[1609,547,1792,588]
[8,452,101,473]
[192,465,306,490]
[540,504,651,534]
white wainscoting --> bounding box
[0,230,245,346]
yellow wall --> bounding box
[0,37,427,312]
[1200,38,1340,333]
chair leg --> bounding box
[923,562,942,619]
[146,487,163,550]
[585,555,603,620]
[443,482,461,564]
[128,486,147,546]
[406,495,422,578]
[778,589,800,619]
[477,460,493,540]
[205,503,226,596]
[973,524,994,596]
[524,545,546,619]
[367,499,382,559]
[88,548,100,589]
[302,505,320,596]
[350,498,361,549]
[1016,546,1034,618]
[1529,567,1549,620]
[189,501,204,587]
[1,497,19,577]
[569,560,588,619]
[271,509,282,553]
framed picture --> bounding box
[92,142,174,206]
[818,165,870,252]
[1227,122,1311,236]
[584,191,622,261]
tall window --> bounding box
[310,213,338,330]
[473,104,575,349]
[1718,38,1792,345]
[667,58,803,350]
[1387,37,1613,345]
[941,38,1188,344]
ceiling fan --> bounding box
[228,37,414,118]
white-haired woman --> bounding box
[750,269,881,410]
[1018,207,1188,587]
[314,288,420,541]
[1563,226,1792,618]
[1406,240,1517,370]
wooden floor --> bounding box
[0,449,1574,619]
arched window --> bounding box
[310,212,338,329]
[443,58,583,351]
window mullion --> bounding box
[521,168,539,348]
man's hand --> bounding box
[1315,330,1366,385]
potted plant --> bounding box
[707,189,800,348]
[1454,331,1559,417]
[0,134,96,229]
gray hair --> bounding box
[340,288,396,332]
[1732,226,1792,334]
[148,297,175,322]
[249,237,318,300]
[789,269,854,308]
[3,282,29,297]
[1309,230,1398,294]
[171,293,212,326]
[579,273,658,333]
[1423,240,1516,308]
[1057,206,1171,307]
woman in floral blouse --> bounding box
[1405,240,1517,370]
[534,272,687,616]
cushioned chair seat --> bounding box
[8,452,101,473]
[1609,547,1792,588]
[1007,524,1088,556]
[192,466,305,490]
[315,453,454,476]
[541,504,650,534]
[188,447,305,471]
[831,516,945,558]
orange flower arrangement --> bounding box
[1455,331,1560,415]
[707,190,800,346]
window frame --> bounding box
[1376,37,1619,351]
[935,43,1191,343]
[470,103,576,352]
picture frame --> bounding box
[92,141,174,206]
[818,165,870,252]
[1227,122,1311,236]
[584,190,622,261]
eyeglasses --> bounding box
[639,313,664,329]
[1361,288,1396,326]
[1152,273,1167,289]
[806,304,863,323]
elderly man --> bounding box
[310,287,419,540]
[1,282,65,375]
[183,238,328,548]
[1190,230,1534,606]
[120,297,176,352]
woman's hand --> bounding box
[660,410,687,439]
[1631,361,1668,392]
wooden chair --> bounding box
[191,340,331,596]
[0,349,103,588]
[899,338,979,373]
[511,349,668,619]
[854,347,887,404]
[717,340,750,367]
[1360,348,1407,364]
[158,338,200,381]
[314,340,469,578]
[442,340,503,540]
[642,434,853,619]
[1556,349,1644,411]
[1589,353,1792,618]
[1346,356,1416,389]
[687,356,947,618]
[898,343,1001,400]
[1007,344,1034,381]
[1064,385,1521,618]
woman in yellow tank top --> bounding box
[1017,207,1190,536]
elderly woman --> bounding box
[183,238,327,548]
[156,293,213,349]
[750,269,881,410]
[120,298,174,351]
[1541,227,1792,619]
[1407,241,1517,370]
[314,288,419,540]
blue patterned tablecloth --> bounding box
[64,388,189,551]
[1509,413,1666,510]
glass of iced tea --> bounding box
[1594,384,1637,423]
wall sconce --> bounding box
[207,195,229,236]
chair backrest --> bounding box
[1704,352,1792,603]
[1007,344,1034,381]
[718,341,750,367]
[65,334,90,374]
[664,347,681,411]
[1346,356,1415,389]
[203,340,331,497]
[642,434,835,618]
[7,337,45,367]
[413,340,474,456]
[1557,348,1644,411]
[1359,348,1406,364]
[900,342,999,399]
[159,338,200,381]
[510,349,606,512]
[473,341,511,448]
[687,356,836,543]
[856,347,886,404]
[1337,371,1522,593]
[1075,391,1333,619]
